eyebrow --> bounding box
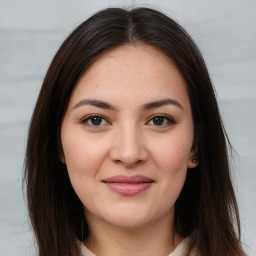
[141,98,183,111]
[72,99,117,111]
[71,98,183,111]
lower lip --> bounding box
[105,182,153,196]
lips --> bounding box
[102,175,154,196]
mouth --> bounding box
[102,175,155,196]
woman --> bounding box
[24,7,246,256]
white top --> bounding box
[80,238,193,256]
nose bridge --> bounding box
[110,121,147,167]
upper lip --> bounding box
[102,175,154,183]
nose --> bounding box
[109,125,148,168]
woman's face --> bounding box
[61,45,197,230]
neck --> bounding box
[84,212,182,256]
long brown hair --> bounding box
[24,7,246,256]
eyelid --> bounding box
[79,113,176,126]
[80,114,111,125]
[146,114,176,125]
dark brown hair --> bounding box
[24,7,246,256]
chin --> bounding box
[101,206,160,230]
[109,216,152,230]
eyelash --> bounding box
[81,114,176,128]
[81,114,110,127]
[146,114,176,127]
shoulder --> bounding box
[79,237,198,256]
[169,237,198,256]
[79,242,96,256]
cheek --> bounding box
[62,135,108,179]
[150,135,192,173]
[150,137,191,207]
[62,136,109,206]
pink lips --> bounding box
[102,175,154,196]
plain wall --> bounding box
[0,0,255,255]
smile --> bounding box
[102,175,154,196]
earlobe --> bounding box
[188,158,199,169]
[59,151,66,164]
[58,142,66,164]
[188,148,199,168]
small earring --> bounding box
[192,159,198,163]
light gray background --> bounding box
[0,0,255,255]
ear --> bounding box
[59,146,66,164]
[60,153,66,164]
[188,150,199,169]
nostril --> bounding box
[114,158,145,168]
[109,133,148,166]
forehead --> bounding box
[83,44,180,83]
[68,44,190,109]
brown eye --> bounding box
[90,116,103,126]
[148,115,175,127]
[152,116,165,126]
[81,115,109,126]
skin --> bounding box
[61,45,198,256]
